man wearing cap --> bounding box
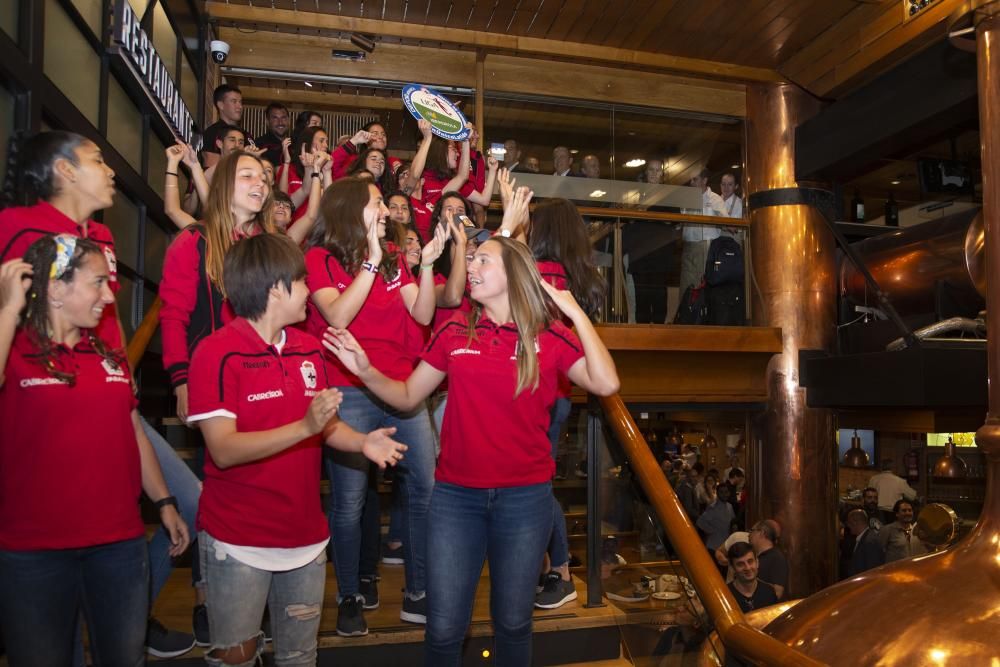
[868,460,917,526]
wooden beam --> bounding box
[218,28,477,88]
[237,86,404,112]
[205,2,784,84]
[475,50,485,152]
[779,0,967,98]
[484,54,746,118]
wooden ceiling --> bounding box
[208,0,860,70]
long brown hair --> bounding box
[529,198,606,317]
[21,235,122,383]
[467,237,556,396]
[309,177,397,279]
[202,151,275,292]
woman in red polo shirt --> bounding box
[0,236,189,666]
[304,177,446,636]
[324,187,619,667]
[276,126,330,227]
[159,150,275,422]
[186,233,406,666]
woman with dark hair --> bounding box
[291,109,323,144]
[345,147,395,194]
[0,236,188,666]
[332,120,404,181]
[303,176,447,637]
[323,187,619,666]
[277,126,331,227]
[498,194,607,611]
[0,130,202,656]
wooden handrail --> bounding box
[598,394,824,667]
[126,297,162,370]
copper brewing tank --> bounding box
[840,208,985,317]
[746,82,838,597]
[753,5,1000,664]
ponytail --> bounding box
[0,131,88,209]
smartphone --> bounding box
[489,142,506,161]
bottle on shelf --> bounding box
[885,192,899,227]
[850,189,865,222]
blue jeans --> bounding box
[0,536,149,667]
[425,482,553,667]
[547,397,572,569]
[326,387,435,597]
[200,531,326,667]
[142,416,202,598]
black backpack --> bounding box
[704,236,744,286]
[705,283,745,325]
[674,281,707,325]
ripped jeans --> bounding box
[199,531,326,667]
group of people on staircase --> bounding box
[0,96,618,666]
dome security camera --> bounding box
[210,40,230,64]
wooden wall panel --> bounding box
[218,28,478,89]
[483,54,746,118]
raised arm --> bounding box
[400,222,448,325]
[405,120,434,186]
[465,155,499,206]
[0,259,31,388]
[309,223,383,329]
[323,328,445,411]
[289,146,315,208]
[542,280,620,396]
[438,217,467,307]
[441,140,471,194]
[286,155,328,246]
[165,144,197,230]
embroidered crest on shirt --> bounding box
[300,360,318,390]
[102,358,125,376]
[102,246,118,282]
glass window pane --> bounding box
[148,132,167,199]
[180,54,197,126]
[103,192,140,272]
[69,0,102,37]
[44,0,100,125]
[152,3,177,79]
[144,219,168,283]
[107,75,143,171]
[0,1,17,41]
[0,84,14,187]
[116,274,136,339]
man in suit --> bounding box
[846,509,884,576]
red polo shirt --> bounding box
[275,164,311,226]
[421,314,583,488]
[0,330,142,550]
[0,201,122,348]
[419,170,475,210]
[187,318,330,548]
[410,196,433,241]
[304,246,417,387]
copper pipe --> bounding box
[127,296,162,370]
[745,84,838,597]
[599,395,822,667]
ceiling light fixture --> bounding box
[589,190,606,198]
[891,179,901,185]
[731,164,740,169]
[303,81,313,88]
[624,158,646,168]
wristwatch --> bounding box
[500,229,512,238]
[361,261,378,274]
[154,496,179,512]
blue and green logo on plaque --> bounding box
[402,85,470,141]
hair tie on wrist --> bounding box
[420,263,434,271]
[165,171,179,177]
